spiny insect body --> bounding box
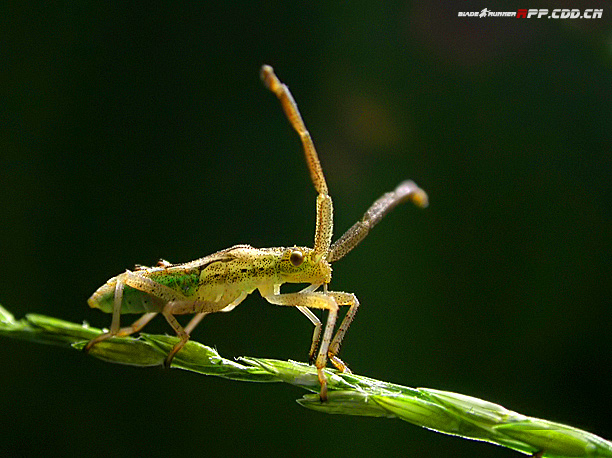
[85,65,428,400]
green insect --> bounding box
[85,65,428,400]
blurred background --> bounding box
[1,2,610,457]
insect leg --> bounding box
[161,306,190,367]
[261,65,333,257]
[184,312,208,335]
[84,273,127,351]
[270,283,323,362]
[116,312,158,337]
[325,292,360,373]
[327,180,428,263]
[297,306,322,363]
[264,291,339,401]
[292,284,323,362]
[161,296,245,367]
[120,271,188,363]
[109,276,126,334]
[86,270,187,354]
[122,270,186,303]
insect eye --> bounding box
[289,250,304,267]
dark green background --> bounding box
[1,2,610,457]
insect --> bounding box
[85,65,428,400]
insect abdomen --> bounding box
[88,280,164,314]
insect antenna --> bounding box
[326,180,428,263]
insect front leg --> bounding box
[297,306,322,363]
[326,292,360,373]
[293,289,359,373]
[264,290,340,401]
[291,284,323,363]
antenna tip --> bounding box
[411,189,429,208]
[260,65,275,88]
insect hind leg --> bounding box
[84,274,127,352]
[85,310,159,354]
[117,312,158,337]
[86,270,184,353]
